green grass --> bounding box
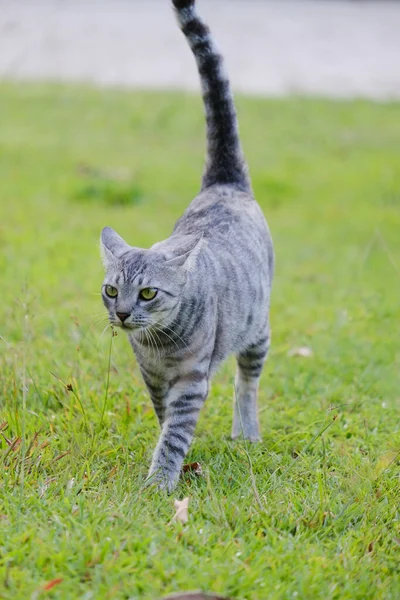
[0,82,399,600]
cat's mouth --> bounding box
[116,322,134,331]
[113,320,144,333]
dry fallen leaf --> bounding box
[54,451,70,462]
[182,462,203,476]
[288,346,313,358]
[173,497,189,524]
[43,578,63,591]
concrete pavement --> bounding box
[1,0,400,98]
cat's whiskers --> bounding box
[91,314,108,324]
[156,319,188,348]
[90,315,110,331]
[151,322,181,352]
[149,326,169,356]
[144,328,157,361]
[96,322,112,346]
[89,319,111,335]
[147,327,162,362]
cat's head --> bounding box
[100,227,203,333]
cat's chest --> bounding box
[130,336,183,374]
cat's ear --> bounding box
[165,234,205,272]
[100,227,130,269]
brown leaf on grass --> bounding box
[182,462,203,476]
[288,346,313,358]
[10,437,22,451]
[367,541,374,553]
[1,434,19,448]
[108,465,118,479]
[125,398,131,418]
[26,431,40,455]
[54,451,70,462]
[43,578,63,591]
[173,497,189,524]
[322,511,335,522]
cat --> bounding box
[100,0,274,491]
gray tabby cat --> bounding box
[100,0,274,491]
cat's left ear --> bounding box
[165,233,205,272]
[100,227,131,269]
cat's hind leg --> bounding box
[232,329,270,442]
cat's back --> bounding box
[173,184,269,247]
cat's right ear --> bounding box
[100,227,130,270]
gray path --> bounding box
[1,0,400,98]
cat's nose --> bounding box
[116,312,130,323]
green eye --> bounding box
[139,288,158,301]
[105,285,118,298]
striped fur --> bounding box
[172,0,250,192]
[100,0,274,492]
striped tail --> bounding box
[172,0,250,193]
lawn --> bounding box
[0,82,399,600]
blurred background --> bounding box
[1,0,400,98]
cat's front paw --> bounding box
[146,465,180,493]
